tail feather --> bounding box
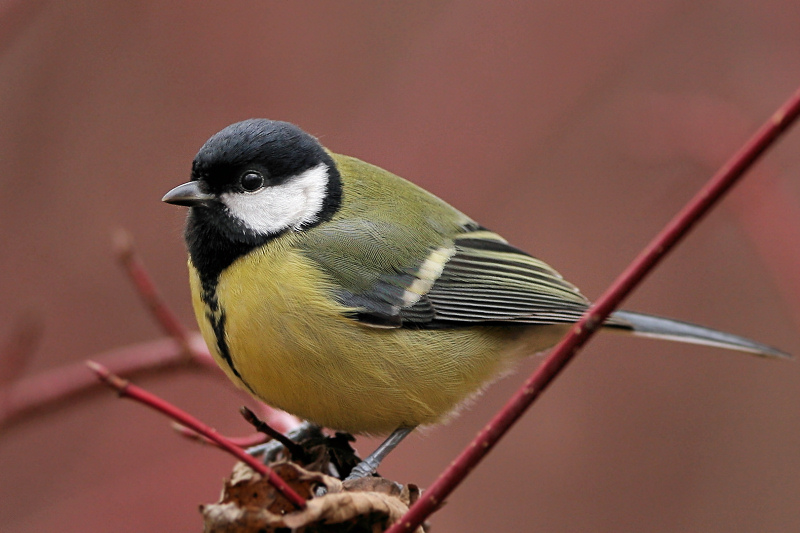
[608,310,790,359]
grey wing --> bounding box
[303,212,610,328]
[300,218,459,327]
[307,219,598,328]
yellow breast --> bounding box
[189,242,566,434]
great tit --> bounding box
[163,119,787,479]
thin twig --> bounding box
[387,86,800,533]
[730,173,800,329]
[86,360,307,510]
[0,334,216,430]
[114,229,196,358]
[174,405,303,448]
[172,423,269,449]
[0,313,43,386]
[240,406,308,460]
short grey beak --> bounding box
[162,181,215,207]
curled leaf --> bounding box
[202,462,425,533]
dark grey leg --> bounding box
[345,426,415,481]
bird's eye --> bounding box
[240,171,265,192]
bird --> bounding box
[163,118,788,479]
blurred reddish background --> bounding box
[2,2,799,532]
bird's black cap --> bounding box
[191,119,332,194]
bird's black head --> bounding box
[192,119,331,196]
[163,119,342,285]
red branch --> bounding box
[730,173,800,328]
[87,361,308,510]
[387,87,800,533]
[0,313,43,386]
[173,406,302,448]
[172,423,269,449]
[0,232,222,430]
[114,229,197,357]
[0,334,216,429]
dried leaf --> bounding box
[202,462,426,533]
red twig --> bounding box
[0,334,216,429]
[0,313,43,386]
[174,406,302,448]
[114,229,197,358]
[387,87,800,533]
[87,360,307,510]
[172,423,269,449]
[730,173,800,328]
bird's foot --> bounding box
[343,426,414,481]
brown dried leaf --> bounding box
[202,462,425,533]
[218,461,333,516]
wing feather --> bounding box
[300,155,595,328]
[408,231,591,326]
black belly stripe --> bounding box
[201,282,253,391]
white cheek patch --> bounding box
[221,163,329,236]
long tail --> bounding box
[607,310,790,359]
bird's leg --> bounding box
[345,426,415,481]
[246,420,320,463]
